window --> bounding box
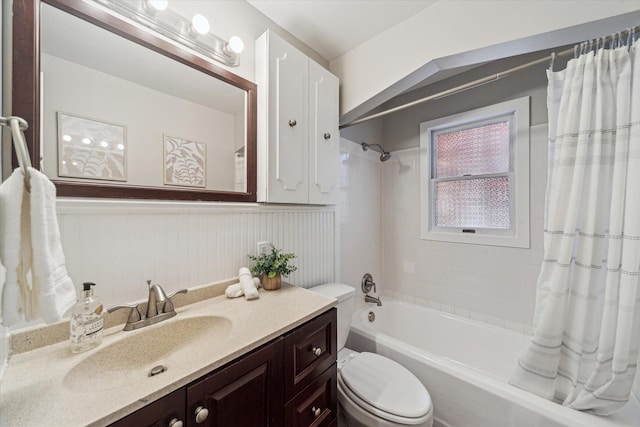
[420,97,529,248]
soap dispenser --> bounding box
[69,282,104,353]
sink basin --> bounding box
[63,315,232,392]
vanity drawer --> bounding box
[284,364,337,427]
[108,387,185,427]
[284,308,337,400]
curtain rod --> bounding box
[340,26,639,129]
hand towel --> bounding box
[0,169,32,325]
[28,168,76,323]
[238,267,259,300]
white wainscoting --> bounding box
[56,199,336,310]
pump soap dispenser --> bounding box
[69,282,104,353]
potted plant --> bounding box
[248,245,297,290]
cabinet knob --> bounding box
[311,346,322,356]
[194,406,209,423]
[323,132,331,140]
[288,119,297,127]
[311,406,322,418]
[168,418,184,427]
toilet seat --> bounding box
[338,352,432,425]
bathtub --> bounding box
[347,299,640,427]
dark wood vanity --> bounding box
[109,308,337,427]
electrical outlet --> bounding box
[257,241,271,255]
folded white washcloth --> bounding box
[225,283,244,298]
[239,267,259,300]
[28,168,76,323]
[225,277,261,299]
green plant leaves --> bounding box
[248,245,297,278]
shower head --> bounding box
[361,142,392,162]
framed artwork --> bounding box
[164,135,206,188]
[57,112,127,181]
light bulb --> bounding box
[82,137,91,145]
[117,143,125,150]
[147,0,168,11]
[62,134,72,142]
[191,14,210,35]
[100,141,109,148]
[227,36,244,54]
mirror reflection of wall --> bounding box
[40,3,247,192]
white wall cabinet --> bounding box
[256,30,339,205]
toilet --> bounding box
[311,283,433,427]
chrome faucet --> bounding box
[108,280,188,331]
[365,294,382,306]
[362,273,382,306]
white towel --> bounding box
[0,168,76,325]
[0,169,30,325]
[239,267,259,300]
[225,277,261,299]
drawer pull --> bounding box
[194,406,209,423]
[323,132,331,140]
[168,418,184,427]
[288,119,297,127]
[311,406,322,418]
[311,346,322,356]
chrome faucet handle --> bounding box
[107,303,142,325]
[167,289,188,299]
[163,289,188,314]
[361,273,376,293]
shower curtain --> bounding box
[510,37,640,415]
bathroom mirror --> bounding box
[12,0,257,201]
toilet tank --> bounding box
[309,283,355,350]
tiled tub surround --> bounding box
[338,138,383,306]
[0,282,336,426]
[379,124,549,329]
[349,299,640,427]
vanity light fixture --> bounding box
[227,35,245,54]
[92,0,243,67]
[190,14,210,36]
[146,0,168,12]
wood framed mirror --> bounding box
[12,0,257,202]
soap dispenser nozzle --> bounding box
[82,282,96,298]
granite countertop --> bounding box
[0,282,336,426]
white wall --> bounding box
[332,0,640,121]
[380,124,547,330]
[50,200,335,316]
[339,138,383,305]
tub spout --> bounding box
[365,295,382,306]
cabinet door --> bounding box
[266,33,309,203]
[186,338,284,427]
[308,61,339,205]
[109,387,185,427]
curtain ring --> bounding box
[549,52,556,71]
[626,28,633,48]
[574,44,579,58]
